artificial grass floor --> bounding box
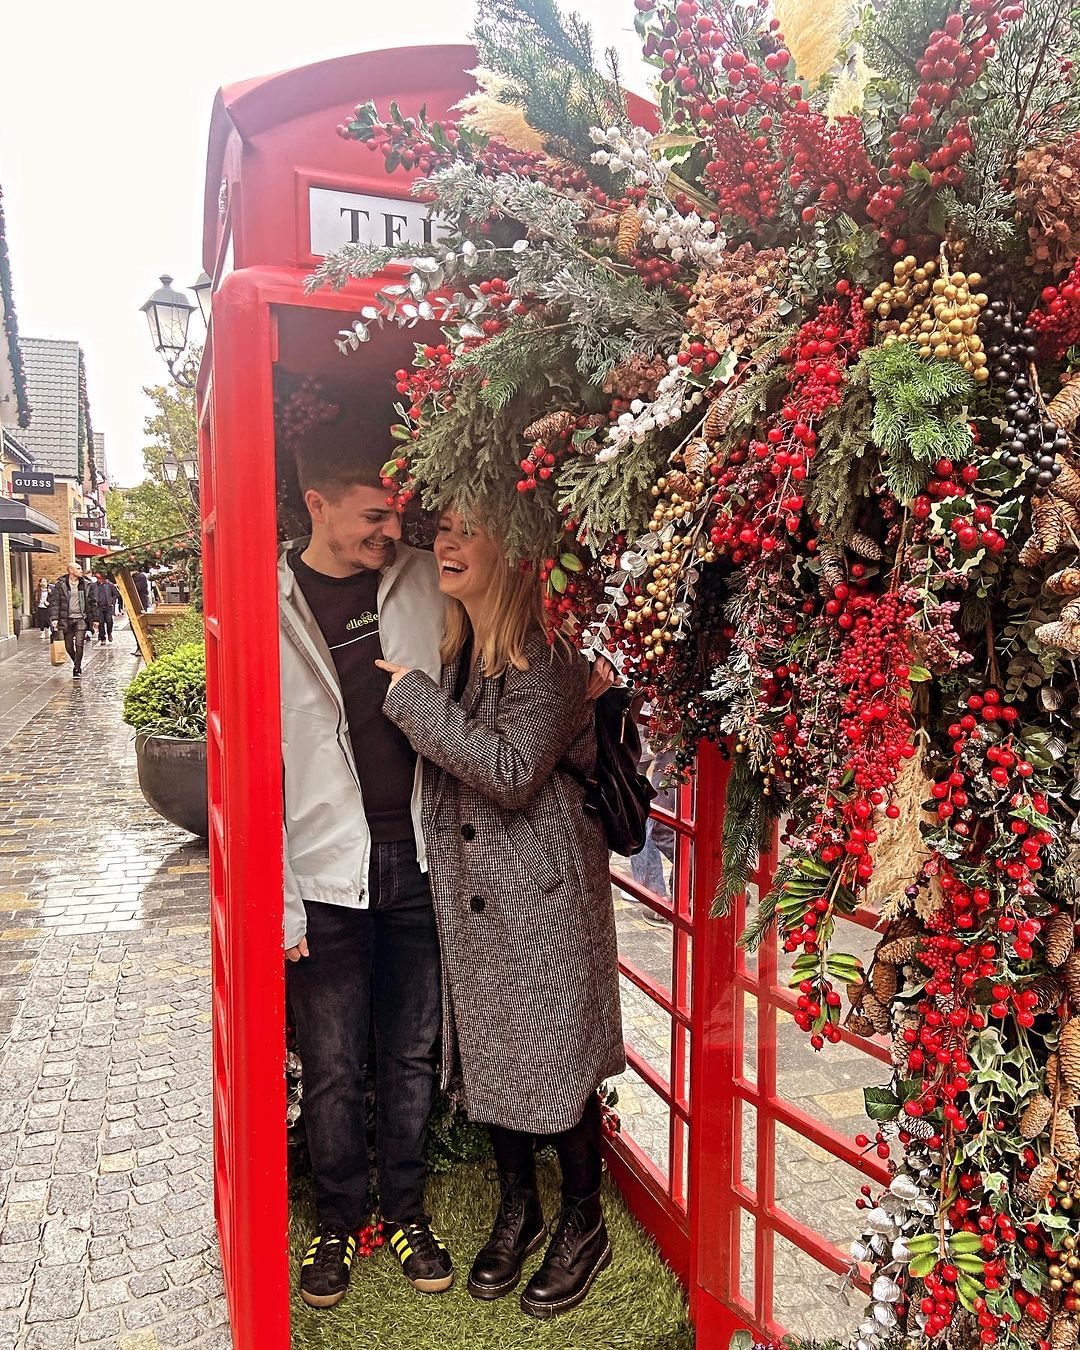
[289,1159,694,1350]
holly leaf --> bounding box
[909,1252,937,1279]
[864,1086,900,1122]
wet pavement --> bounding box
[0,627,229,1350]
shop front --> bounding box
[198,45,887,1350]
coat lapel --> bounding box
[427,655,488,820]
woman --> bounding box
[377,508,624,1320]
[34,576,51,631]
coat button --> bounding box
[461,824,476,841]
[470,895,485,913]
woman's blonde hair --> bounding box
[440,549,547,677]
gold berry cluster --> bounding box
[864,255,990,381]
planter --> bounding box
[135,732,209,837]
[12,617,22,636]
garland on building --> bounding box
[77,347,97,491]
[98,532,200,577]
[315,0,1080,1344]
[0,186,31,429]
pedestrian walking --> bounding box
[378,507,625,1321]
[34,576,51,631]
[48,562,99,677]
[279,414,451,1310]
[96,575,121,643]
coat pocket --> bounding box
[506,815,562,893]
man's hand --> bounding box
[375,659,411,687]
[285,937,310,963]
[586,656,617,701]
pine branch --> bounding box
[712,753,778,918]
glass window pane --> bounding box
[772,1232,854,1341]
[606,1064,670,1180]
[618,972,670,1088]
[613,879,673,1000]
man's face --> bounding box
[306,483,403,572]
[67,565,82,582]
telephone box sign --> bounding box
[308,187,449,257]
[11,472,54,495]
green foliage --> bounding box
[151,610,205,659]
[859,342,976,503]
[556,432,670,543]
[472,0,627,173]
[122,643,206,739]
[861,0,956,85]
[809,363,876,541]
[424,1093,493,1174]
[712,752,780,918]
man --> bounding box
[279,409,451,1309]
[48,562,98,678]
[96,575,121,643]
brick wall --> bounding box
[29,479,83,588]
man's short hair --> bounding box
[294,402,397,501]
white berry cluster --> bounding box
[588,125,668,193]
[597,357,705,462]
[640,204,727,269]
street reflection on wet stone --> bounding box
[0,629,230,1350]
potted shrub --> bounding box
[122,641,208,837]
[11,587,23,636]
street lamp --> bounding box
[161,450,200,505]
[139,273,209,389]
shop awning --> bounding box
[74,538,110,558]
[0,497,59,535]
[9,534,59,554]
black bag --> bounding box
[574,686,656,856]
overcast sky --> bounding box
[2,0,647,486]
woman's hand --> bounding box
[375,659,412,687]
[586,655,617,701]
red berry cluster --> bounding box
[631,251,694,297]
[867,2,1023,233]
[777,110,876,221]
[946,500,1007,555]
[353,1219,386,1258]
[794,979,843,1048]
[780,285,870,422]
[925,115,973,189]
[1027,260,1080,361]
[911,457,980,520]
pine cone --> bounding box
[1027,1157,1058,1201]
[847,1012,875,1037]
[1027,973,1065,1014]
[862,992,892,1034]
[1035,620,1080,656]
[580,214,618,240]
[1060,1018,1080,1090]
[684,439,710,478]
[616,208,642,259]
[1047,567,1080,597]
[1021,1093,1054,1140]
[1047,912,1076,968]
[1020,536,1048,568]
[1055,1113,1080,1163]
[1051,1313,1079,1350]
[1062,597,1080,625]
[1065,952,1080,1006]
[903,1115,936,1141]
[524,410,575,444]
[1019,1315,1043,1345]
[849,531,884,561]
[871,962,898,1004]
[703,398,726,442]
[877,935,921,965]
[1055,458,1080,509]
[663,471,695,500]
[847,979,866,1008]
[1034,494,1069,555]
[820,545,846,588]
[1048,375,1080,435]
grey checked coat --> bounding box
[383,630,625,1135]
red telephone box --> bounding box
[199,44,893,1350]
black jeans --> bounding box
[286,841,441,1230]
[62,621,87,671]
[97,613,114,640]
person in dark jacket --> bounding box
[130,570,151,654]
[96,576,121,643]
[48,563,99,677]
[378,508,624,1321]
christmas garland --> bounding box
[314,0,1080,1345]
[77,347,96,491]
[0,186,31,429]
[98,532,200,577]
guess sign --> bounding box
[11,472,54,495]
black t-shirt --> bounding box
[288,549,417,843]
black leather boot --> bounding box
[467,1171,546,1300]
[519,1188,611,1319]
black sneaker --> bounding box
[387,1221,454,1292]
[299,1224,356,1308]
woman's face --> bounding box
[434,510,503,606]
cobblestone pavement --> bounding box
[0,628,229,1350]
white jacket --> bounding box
[278,540,446,947]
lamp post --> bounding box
[161,450,200,507]
[139,273,209,389]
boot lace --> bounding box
[546,1201,590,1269]
[313,1225,351,1272]
[483,1169,529,1249]
[398,1221,444,1265]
